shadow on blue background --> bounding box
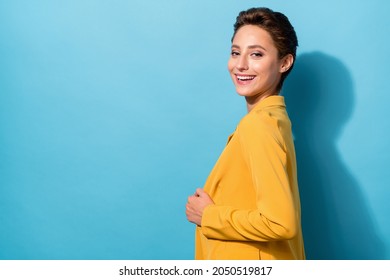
[283,52,386,259]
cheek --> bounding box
[251,60,267,73]
[227,59,235,73]
[253,61,277,76]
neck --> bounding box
[245,92,278,112]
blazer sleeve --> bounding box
[201,111,298,241]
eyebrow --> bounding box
[231,44,267,51]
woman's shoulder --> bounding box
[237,104,291,151]
[240,96,290,128]
[239,105,290,133]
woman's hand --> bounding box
[186,188,214,226]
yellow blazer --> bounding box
[195,96,305,260]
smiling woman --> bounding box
[228,25,294,111]
[185,7,305,260]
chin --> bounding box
[235,89,255,97]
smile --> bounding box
[236,75,256,81]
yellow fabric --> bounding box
[195,96,305,260]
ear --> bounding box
[279,54,294,73]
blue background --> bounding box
[1,0,389,259]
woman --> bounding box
[185,7,305,260]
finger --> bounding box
[188,195,197,203]
[195,188,204,196]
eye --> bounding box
[231,50,240,57]
[251,52,263,58]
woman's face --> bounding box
[228,25,288,102]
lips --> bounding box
[236,75,256,81]
[235,74,256,85]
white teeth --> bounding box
[237,75,255,81]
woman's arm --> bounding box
[201,111,299,241]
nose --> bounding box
[236,55,249,71]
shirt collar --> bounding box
[250,95,286,113]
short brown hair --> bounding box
[232,7,298,92]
